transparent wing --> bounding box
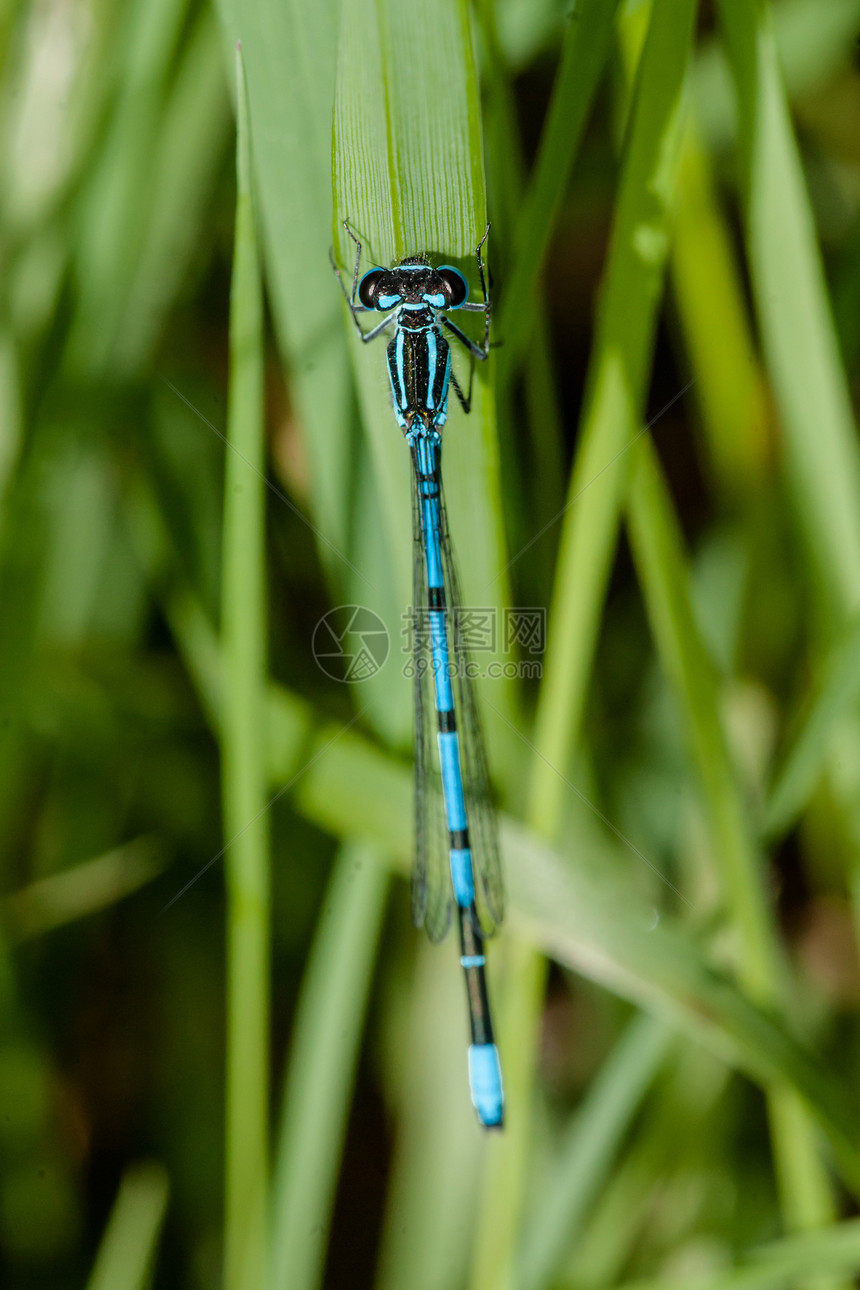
[410,463,453,944]
[437,462,506,937]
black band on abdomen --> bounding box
[457,906,494,1046]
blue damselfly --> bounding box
[332,222,505,1128]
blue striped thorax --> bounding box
[356,258,471,439]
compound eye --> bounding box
[358,268,385,309]
[437,266,468,309]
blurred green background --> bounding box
[6,0,860,1287]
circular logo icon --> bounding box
[312,605,390,682]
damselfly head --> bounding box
[359,258,471,311]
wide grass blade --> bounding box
[333,0,485,265]
[331,0,496,555]
[331,0,514,744]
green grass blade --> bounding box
[670,123,770,498]
[472,0,527,240]
[468,942,546,1290]
[618,1218,860,1290]
[67,0,193,374]
[627,437,846,1271]
[567,1044,731,1287]
[333,0,485,264]
[765,0,860,101]
[515,1014,672,1290]
[0,333,20,510]
[269,844,387,1290]
[375,940,486,1290]
[4,838,166,939]
[215,0,354,568]
[528,0,697,830]
[85,1162,169,1290]
[114,7,230,371]
[695,0,860,153]
[716,0,860,623]
[768,1082,841,1258]
[497,0,619,381]
[765,614,860,838]
[471,0,568,545]
[221,46,270,1290]
[627,440,779,1002]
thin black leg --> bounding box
[456,224,491,353]
[441,314,489,362]
[330,225,394,345]
[449,365,474,415]
[441,224,492,360]
[342,219,363,306]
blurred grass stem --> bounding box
[221,45,271,1290]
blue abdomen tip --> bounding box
[468,1043,504,1128]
